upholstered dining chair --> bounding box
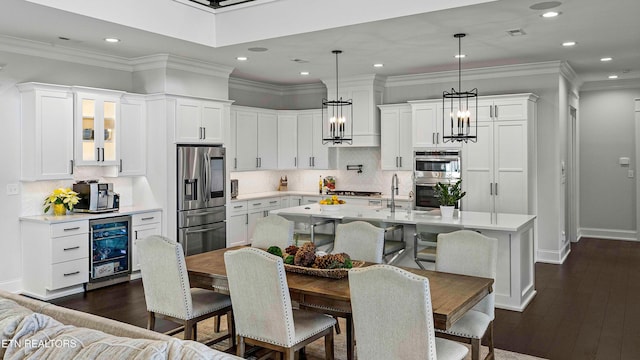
[435,230,498,360]
[349,264,469,360]
[224,247,336,360]
[250,214,294,250]
[136,235,234,345]
[332,221,385,263]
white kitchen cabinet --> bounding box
[461,94,537,215]
[131,211,162,273]
[21,220,90,300]
[228,201,249,247]
[297,110,329,169]
[175,98,224,144]
[379,104,413,170]
[247,197,281,242]
[118,94,146,176]
[74,87,124,166]
[281,195,302,209]
[233,106,278,170]
[277,112,298,169]
[18,83,75,181]
[410,99,463,149]
[322,75,384,147]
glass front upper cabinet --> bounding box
[74,88,123,166]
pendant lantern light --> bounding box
[442,33,478,143]
[322,50,353,145]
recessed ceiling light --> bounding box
[562,41,576,47]
[542,11,561,18]
[600,57,613,62]
[248,47,268,52]
[454,54,466,59]
[529,1,562,10]
[300,71,310,76]
[373,63,384,68]
[104,38,120,43]
[506,29,527,36]
[58,36,71,41]
[608,75,619,79]
[236,56,248,61]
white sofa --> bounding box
[0,290,241,359]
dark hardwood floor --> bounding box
[50,238,640,360]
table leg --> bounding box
[346,315,354,360]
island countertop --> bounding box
[271,204,535,233]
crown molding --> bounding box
[0,35,234,78]
[131,54,234,78]
[322,74,387,89]
[385,61,565,88]
[0,35,132,71]
[229,76,325,96]
[559,61,581,86]
[580,78,640,92]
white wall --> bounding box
[579,86,640,239]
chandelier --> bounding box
[322,50,353,145]
[442,33,478,143]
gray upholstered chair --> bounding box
[435,230,498,360]
[224,247,336,360]
[250,214,294,250]
[136,235,234,345]
[349,264,469,360]
[332,221,385,263]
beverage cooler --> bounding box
[87,216,132,290]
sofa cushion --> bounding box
[0,299,35,359]
[3,311,240,360]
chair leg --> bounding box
[284,348,295,360]
[236,336,245,357]
[484,321,495,360]
[346,315,354,360]
[226,310,236,347]
[471,337,480,360]
[184,319,194,340]
[214,314,221,332]
[333,316,341,334]
[325,329,335,360]
[193,322,197,341]
[147,312,156,331]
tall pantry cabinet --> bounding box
[461,93,538,215]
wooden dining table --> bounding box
[186,246,494,360]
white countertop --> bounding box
[19,206,163,224]
[232,191,411,202]
[271,204,535,232]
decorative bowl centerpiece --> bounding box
[266,243,362,279]
[319,195,345,211]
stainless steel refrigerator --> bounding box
[177,145,226,256]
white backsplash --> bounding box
[231,148,413,197]
[21,166,135,216]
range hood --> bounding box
[321,74,386,147]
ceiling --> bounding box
[1,0,638,86]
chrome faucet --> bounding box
[391,173,399,213]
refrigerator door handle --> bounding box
[204,153,211,202]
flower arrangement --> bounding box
[43,187,80,214]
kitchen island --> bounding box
[271,204,536,312]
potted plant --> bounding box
[43,187,80,216]
[434,180,466,218]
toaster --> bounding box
[72,182,120,213]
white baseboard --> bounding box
[579,228,637,241]
[537,247,570,264]
[0,279,22,293]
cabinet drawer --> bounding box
[230,201,248,215]
[52,234,89,264]
[132,211,162,226]
[248,199,268,210]
[50,258,88,290]
[265,198,281,209]
[51,221,88,238]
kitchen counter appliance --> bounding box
[87,215,131,290]
[413,150,461,210]
[177,145,226,256]
[73,181,119,213]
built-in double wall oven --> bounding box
[413,150,461,210]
